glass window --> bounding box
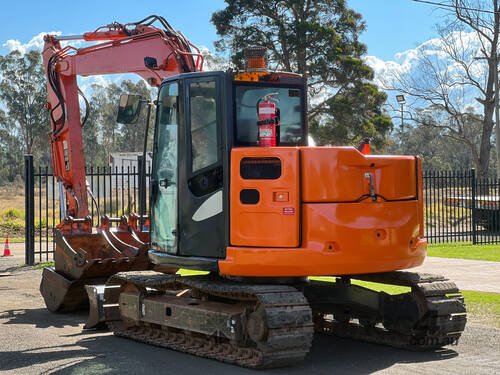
[151,82,179,253]
[235,85,303,145]
[190,81,218,172]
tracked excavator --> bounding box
[39,15,467,369]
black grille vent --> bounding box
[240,157,281,180]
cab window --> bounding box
[234,85,304,146]
[189,81,218,172]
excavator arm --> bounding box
[39,16,199,313]
[42,15,202,220]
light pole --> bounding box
[396,94,406,153]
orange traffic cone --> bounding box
[2,238,12,257]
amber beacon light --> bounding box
[244,46,267,71]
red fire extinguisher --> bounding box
[257,93,279,147]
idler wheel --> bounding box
[247,306,268,343]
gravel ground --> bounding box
[1,253,499,375]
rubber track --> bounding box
[314,271,467,350]
[104,271,314,369]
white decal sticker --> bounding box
[192,190,223,222]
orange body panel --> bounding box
[221,146,427,277]
[230,148,300,247]
[301,147,417,202]
[220,201,426,276]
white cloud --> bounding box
[364,30,487,116]
[3,31,62,54]
[200,46,231,72]
[366,31,486,87]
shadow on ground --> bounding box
[0,307,87,329]
[0,307,459,375]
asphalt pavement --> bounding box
[413,256,500,293]
[1,247,499,375]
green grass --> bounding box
[0,208,25,231]
[7,237,24,243]
[2,208,24,220]
[35,261,54,269]
[424,202,469,228]
[3,238,52,243]
[461,290,500,328]
[428,242,500,262]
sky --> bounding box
[349,0,446,60]
[0,0,226,55]
[0,0,465,117]
[0,0,446,60]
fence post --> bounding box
[137,154,146,229]
[24,155,35,265]
[471,168,477,245]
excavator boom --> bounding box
[43,15,201,219]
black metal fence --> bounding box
[423,169,500,244]
[24,156,500,264]
[24,154,151,265]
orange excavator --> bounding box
[39,15,467,369]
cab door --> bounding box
[177,75,225,258]
[150,81,179,254]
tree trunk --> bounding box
[479,105,494,179]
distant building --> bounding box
[108,152,153,189]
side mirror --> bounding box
[117,94,143,124]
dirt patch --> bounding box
[0,187,25,213]
[0,226,48,238]
[0,226,25,238]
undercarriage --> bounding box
[86,270,467,369]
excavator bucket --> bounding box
[39,267,107,312]
[40,215,153,313]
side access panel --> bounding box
[230,147,300,247]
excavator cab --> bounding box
[146,66,428,279]
[148,71,309,271]
[92,70,465,368]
